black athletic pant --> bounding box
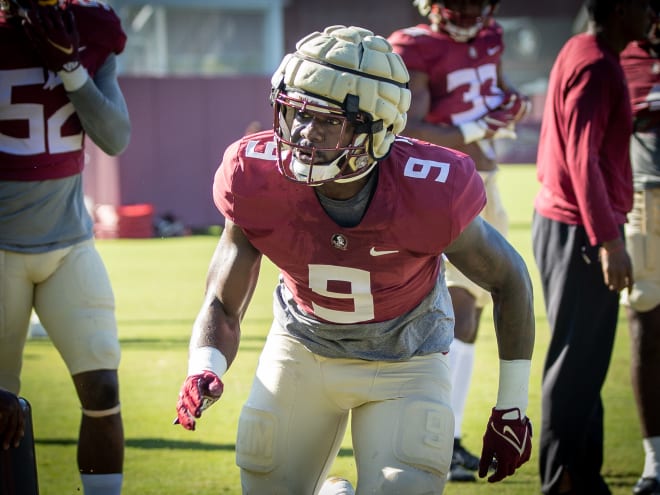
[532,212,620,495]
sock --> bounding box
[449,339,475,439]
[642,436,660,479]
[80,473,123,495]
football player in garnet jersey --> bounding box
[175,25,534,494]
[0,1,129,494]
[387,0,531,482]
[621,2,660,493]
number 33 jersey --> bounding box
[388,22,506,126]
[0,0,126,181]
[214,132,486,328]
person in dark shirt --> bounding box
[532,1,651,493]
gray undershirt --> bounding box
[315,169,378,227]
[630,131,660,190]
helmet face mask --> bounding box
[272,90,373,184]
[270,25,410,186]
[416,0,498,42]
[436,1,495,41]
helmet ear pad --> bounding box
[271,25,411,165]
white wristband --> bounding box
[188,346,227,378]
[458,120,487,144]
[58,65,89,92]
[496,359,531,416]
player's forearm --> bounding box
[189,296,241,370]
[491,252,535,360]
[63,56,131,155]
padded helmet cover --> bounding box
[271,25,411,162]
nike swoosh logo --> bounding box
[370,247,399,257]
[490,423,528,456]
[47,39,74,55]
[487,46,501,56]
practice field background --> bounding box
[20,165,642,494]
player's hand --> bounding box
[459,116,516,144]
[20,0,81,73]
[478,407,532,483]
[0,390,25,450]
[496,92,532,123]
[482,111,518,139]
[175,371,224,431]
[599,239,634,292]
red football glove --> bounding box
[459,115,516,143]
[496,92,532,123]
[175,371,224,431]
[482,110,516,130]
[20,0,81,73]
[478,407,532,483]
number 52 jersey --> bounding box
[214,132,486,326]
[0,0,126,181]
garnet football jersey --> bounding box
[388,22,506,126]
[0,0,126,181]
[214,131,486,324]
[621,41,660,188]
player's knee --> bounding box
[366,399,452,494]
[366,466,445,494]
[74,370,120,410]
[236,406,278,473]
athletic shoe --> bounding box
[319,476,355,495]
[452,438,480,471]
[448,462,476,482]
[633,477,660,495]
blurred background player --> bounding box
[175,25,534,495]
[621,2,660,493]
[0,0,130,494]
[532,0,650,493]
[388,0,531,482]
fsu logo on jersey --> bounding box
[331,234,348,251]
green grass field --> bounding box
[19,165,643,494]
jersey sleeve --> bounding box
[449,154,486,240]
[213,140,241,224]
[388,27,430,73]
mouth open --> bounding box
[294,149,313,163]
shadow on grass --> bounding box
[35,438,355,457]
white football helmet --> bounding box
[414,0,499,42]
[271,25,411,185]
